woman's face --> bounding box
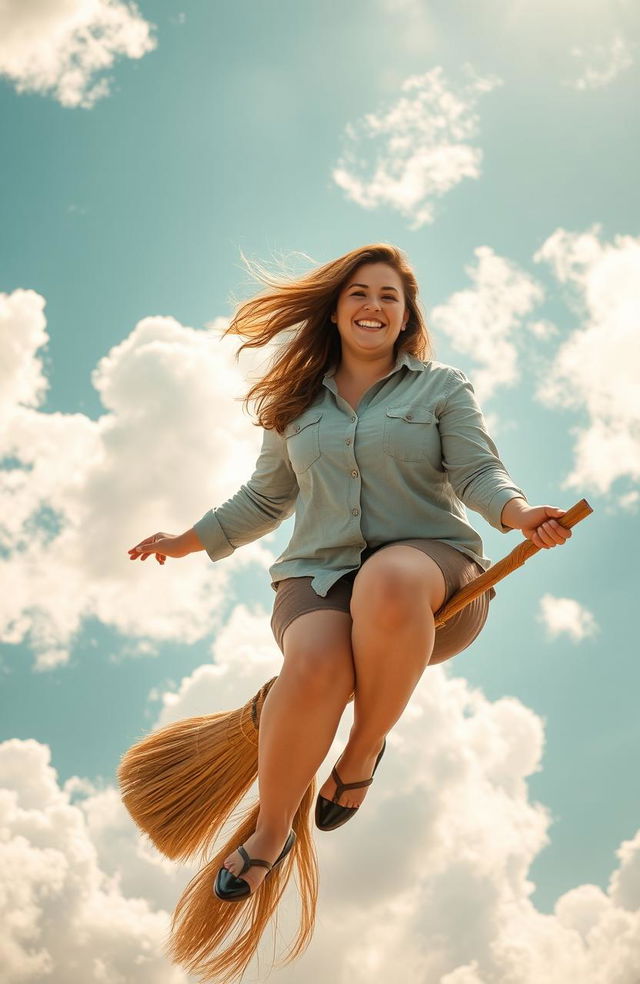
[331,261,408,359]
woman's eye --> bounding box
[351,292,396,300]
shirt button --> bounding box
[345,438,351,445]
[351,469,358,478]
[351,507,360,516]
[351,415,356,422]
[406,414,413,420]
[295,425,300,431]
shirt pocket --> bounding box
[383,405,438,462]
[283,409,323,474]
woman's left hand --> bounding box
[516,504,572,549]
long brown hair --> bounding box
[221,243,435,434]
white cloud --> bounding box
[610,830,640,911]
[0,0,157,108]
[0,738,192,984]
[0,289,49,417]
[565,34,635,91]
[332,64,502,230]
[537,593,599,642]
[528,319,559,341]
[617,490,639,512]
[2,594,638,980]
[0,293,285,670]
[533,226,640,498]
[147,603,640,983]
[153,602,282,727]
[429,246,545,402]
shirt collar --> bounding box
[322,349,426,387]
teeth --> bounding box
[356,320,384,328]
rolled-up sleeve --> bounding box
[439,369,527,532]
[193,426,299,563]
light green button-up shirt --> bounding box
[193,351,527,597]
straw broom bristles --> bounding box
[118,675,353,863]
[119,674,321,982]
[163,780,319,984]
[118,676,279,863]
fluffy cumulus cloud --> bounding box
[428,246,545,403]
[565,34,635,91]
[537,593,599,642]
[533,226,640,503]
[0,738,193,983]
[149,604,640,981]
[0,290,283,670]
[153,602,283,726]
[0,0,156,108]
[332,64,502,229]
[0,290,50,417]
[2,593,639,981]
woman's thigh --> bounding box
[270,539,495,668]
[271,603,355,698]
[367,538,495,665]
[270,575,353,655]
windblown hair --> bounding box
[222,242,435,434]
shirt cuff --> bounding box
[192,509,235,563]
[488,489,527,533]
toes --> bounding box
[223,853,238,872]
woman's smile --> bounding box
[354,319,385,332]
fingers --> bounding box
[129,548,165,563]
[128,544,152,560]
[532,520,573,548]
[128,535,166,563]
[132,549,153,561]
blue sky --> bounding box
[1,1,639,981]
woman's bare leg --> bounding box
[223,608,355,891]
[318,546,446,810]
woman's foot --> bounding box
[319,738,386,809]
[222,826,292,895]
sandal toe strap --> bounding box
[237,844,272,874]
[331,765,374,801]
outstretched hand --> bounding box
[516,505,572,549]
[128,533,190,565]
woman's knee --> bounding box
[351,581,415,629]
[281,609,355,697]
[350,547,445,624]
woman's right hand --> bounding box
[128,532,191,565]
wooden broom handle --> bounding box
[432,497,594,628]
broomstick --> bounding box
[434,497,593,626]
[118,497,593,864]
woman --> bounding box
[128,243,569,945]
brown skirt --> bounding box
[270,538,496,667]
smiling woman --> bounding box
[124,242,572,984]
[220,242,433,435]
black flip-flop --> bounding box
[213,829,296,902]
[315,739,386,831]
